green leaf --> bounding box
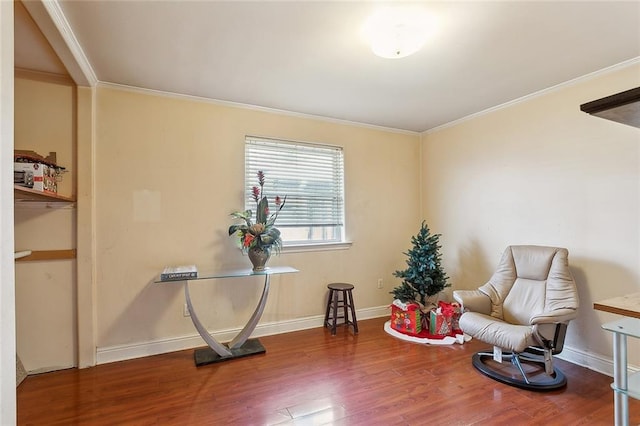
[256,197,269,224]
[230,210,253,226]
[228,224,248,236]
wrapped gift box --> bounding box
[390,300,422,335]
[450,302,462,332]
[430,301,464,336]
[429,308,452,336]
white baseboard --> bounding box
[96,305,390,365]
[557,345,611,376]
[557,344,639,378]
[97,305,638,379]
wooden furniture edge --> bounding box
[15,249,77,262]
[580,87,640,114]
[593,302,640,320]
[14,184,76,202]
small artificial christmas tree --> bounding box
[391,221,450,307]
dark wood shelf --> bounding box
[580,87,640,128]
[14,184,75,203]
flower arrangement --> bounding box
[229,171,286,253]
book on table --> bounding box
[160,265,198,281]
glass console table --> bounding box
[594,293,640,426]
[157,266,298,366]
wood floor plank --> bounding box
[17,317,640,425]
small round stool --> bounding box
[323,283,358,335]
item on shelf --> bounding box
[14,149,67,194]
[14,250,32,260]
[160,265,198,281]
[14,170,34,188]
[14,150,65,171]
[390,299,422,334]
[248,245,271,272]
[229,171,286,271]
[14,162,57,194]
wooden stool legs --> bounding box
[323,283,358,335]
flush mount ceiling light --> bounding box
[362,6,433,59]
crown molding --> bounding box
[22,0,97,87]
[41,0,97,86]
[97,81,420,137]
[424,57,640,135]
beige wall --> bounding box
[421,64,640,368]
[14,75,77,372]
[16,63,639,372]
[94,86,421,350]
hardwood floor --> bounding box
[17,317,640,425]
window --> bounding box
[245,136,345,247]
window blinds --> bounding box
[245,136,345,239]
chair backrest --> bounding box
[477,245,578,325]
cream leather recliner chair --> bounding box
[453,245,579,390]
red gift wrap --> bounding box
[390,303,422,334]
[389,300,463,339]
[450,302,462,331]
[429,301,463,336]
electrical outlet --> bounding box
[183,303,190,317]
[377,278,384,289]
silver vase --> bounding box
[248,246,271,271]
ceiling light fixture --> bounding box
[362,6,433,59]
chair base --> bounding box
[472,350,567,391]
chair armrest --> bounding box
[453,289,491,315]
[530,308,578,325]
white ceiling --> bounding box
[14,1,640,133]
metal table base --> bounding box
[158,266,298,366]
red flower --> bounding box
[243,233,255,247]
[229,171,286,253]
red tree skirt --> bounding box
[384,321,471,345]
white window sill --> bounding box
[281,241,352,253]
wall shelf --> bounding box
[15,249,76,262]
[14,184,75,203]
[580,87,640,128]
